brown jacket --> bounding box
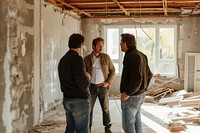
[84,52,115,84]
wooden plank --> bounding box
[166,81,183,91]
[180,99,200,106]
[144,96,155,103]
[154,89,174,98]
[172,114,200,121]
[151,77,178,91]
[159,96,183,105]
[183,91,200,98]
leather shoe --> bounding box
[105,128,112,133]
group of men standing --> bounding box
[58,33,153,133]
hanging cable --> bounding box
[137,0,154,56]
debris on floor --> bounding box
[27,103,66,133]
[146,76,200,132]
[27,76,200,133]
[167,121,186,132]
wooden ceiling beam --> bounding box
[68,3,198,9]
[83,7,182,13]
[46,0,200,18]
[189,3,200,15]
[163,0,168,16]
[113,0,129,16]
[58,0,93,17]
[66,0,200,4]
[88,14,200,19]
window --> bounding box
[105,25,177,77]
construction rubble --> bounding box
[146,76,200,132]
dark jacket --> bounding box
[120,47,153,96]
[84,52,115,84]
[58,50,90,99]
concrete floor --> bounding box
[28,98,200,133]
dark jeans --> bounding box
[63,98,90,133]
[89,85,111,128]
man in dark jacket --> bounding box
[120,33,153,133]
[58,33,91,133]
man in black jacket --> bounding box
[120,33,153,133]
[58,33,91,133]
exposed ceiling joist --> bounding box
[163,0,168,16]
[59,1,92,17]
[113,0,129,16]
[189,3,200,15]
[45,0,200,18]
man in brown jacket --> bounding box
[84,37,115,133]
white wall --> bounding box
[42,5,81,111]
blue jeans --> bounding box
[63,98,90,133]
[121,93,145,133]
[89,85,111,127]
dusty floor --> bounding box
[28,98,200,133]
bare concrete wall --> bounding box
[177,17,200,78]
[0,1,8,133]
[1,1,82,132]
[42,5,81,111]
[0,0,37,132]
[82,19,100,56]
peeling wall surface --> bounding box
[177,17,200,78]
[1,0,36,132]
[0,1,8,133]
[42,5,81,111]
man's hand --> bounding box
[103,82,110,88]
[85,72,91,80]
[121,92,129,100]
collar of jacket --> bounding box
[125,46,136,54]
[69,49,79,55]
[88,51,103,64]
[88,51,103,58]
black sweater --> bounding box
[120,47,153,96]
[58,50,90,99]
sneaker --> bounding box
[105,128,112,133]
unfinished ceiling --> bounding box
[45,0,200,18]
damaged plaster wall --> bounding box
[0,0,40,132]
[177,17,200,78]
[82,17,200,95]
[42,5,81,111]
[0,1,8,133]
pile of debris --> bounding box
[146,76,184,100]
[145,76,200,132]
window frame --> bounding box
[104,24,177,78]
